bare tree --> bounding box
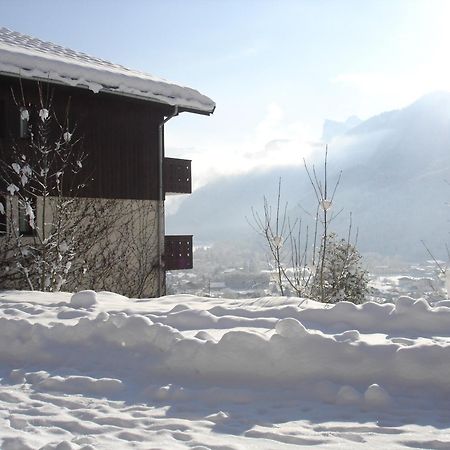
[251,179,289,296]
[251,147,369,304]
[0,84,87,290]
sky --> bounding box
[3,0,450,188]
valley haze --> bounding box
[168,91,450,262]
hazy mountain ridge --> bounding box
[322,115,362,141]
[168,92,450,261]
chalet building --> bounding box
[0,27,215,296]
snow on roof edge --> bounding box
[0,28,215,115]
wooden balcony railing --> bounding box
[164,235,193,270]
[164,157,192,194]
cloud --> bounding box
[333,72,391,93]
[164,103,317,216]
[332,68,450,115]
[166,102,315,190]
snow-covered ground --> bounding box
[1,291,450,449]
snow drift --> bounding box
[1,291,450,449]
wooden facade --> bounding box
[0,75,174,201]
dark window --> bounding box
[0,194,6,234]
[19,197,36,236]
[0,100,5,139]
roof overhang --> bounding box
[0,28,215,116]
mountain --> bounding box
[322,115,362,142]
[167,92,450,261]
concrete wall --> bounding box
[0,196,164,297]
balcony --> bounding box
[164,157,191,194]
[164,235,193,270]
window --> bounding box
[0,194,6,234]
[0,100,5,139]
[18,197,36,236]
[19,107,29,138]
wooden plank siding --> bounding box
[0,75,173,201]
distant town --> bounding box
[167,242,448,302]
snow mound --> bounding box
[1,291,450,448]
[275,317,308,338]
[363,383,391,409]
[1,294,450,392]
[70,290,97,308]
[37,375,123,396]
[336,385,363,405]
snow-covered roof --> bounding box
[0,27,215,114]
